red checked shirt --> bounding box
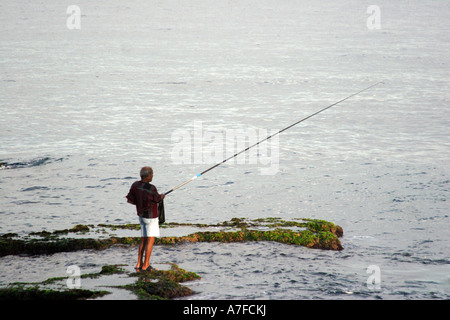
[126,181,164,218]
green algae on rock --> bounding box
[0,286,109,300]
[125,263,201,300]
[0,237,120,257]
[0,263,200,300]
[158,228,342,250]
[156,217,343,250]
[99,264,127,275]
[0,284,109,300]
[30,224,91,238]
[0,217,343,256]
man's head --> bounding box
[140,166,153,182]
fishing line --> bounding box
[164,82,382,195]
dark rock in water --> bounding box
[0,263,200,300]
[0,157,65,169]
[126,263,201,299]
[0,217,343,257]
[0,218,343,300]
[0,286,109,300]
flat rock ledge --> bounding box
[0,217,343,257]
[0,218,343,257]
[0,217,343,300]
[0,263,200,300]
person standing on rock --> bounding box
[126,166,165,271]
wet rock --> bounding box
[0,263,200,300]
[0,217,343,257]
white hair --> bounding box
[140,167,153,179]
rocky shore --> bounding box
[0,217,343,299]
[0,263,200,300]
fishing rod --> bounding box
[164,82,382,195]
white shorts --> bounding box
[139,216,160,238]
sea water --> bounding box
[0,0,449,299]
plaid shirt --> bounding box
[126,181,163,218]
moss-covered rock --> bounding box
[0,263,200,300]
[125,263,201,300]
[99,264,126,275]
[0,237,119,257]
[0,285,109,300]
[0,217,343,256]
[30,224,91,238]
[156,217,343,250]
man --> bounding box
[126,166,165,271]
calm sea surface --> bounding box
[1,0,449,299]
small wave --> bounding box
[21,186,51,192]
[100,177,135,182]
[11,200,40,205]
[0,157,65,169]
[157,81,187,85]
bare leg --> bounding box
[136,237,147,269]
[141,237,155,271]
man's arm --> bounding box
[126,185,136,205]
[150,185,165,202]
